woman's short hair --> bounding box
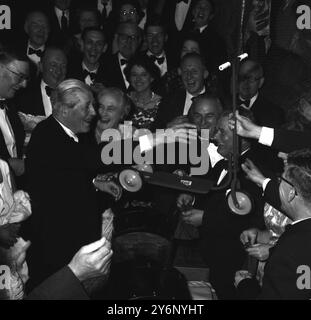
[124,54,161,84]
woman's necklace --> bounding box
[133,92,155,109]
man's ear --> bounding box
[204,69,209,79]
[103,43,108,54]
[259,76,265,89]
[178,67,182,76]
[288,188,296,203]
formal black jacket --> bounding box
[24,116,103,289]
[67,57,109,87]
[16,78,46,116]
[199,149,265,298]
[102,53,128,92]
[0,101,25,161]
[241,93,285,128]
[152,89,187,130]
[26,266,89,300]
[161,0,195,58]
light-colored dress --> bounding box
[0,160,31,300]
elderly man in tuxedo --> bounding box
[0,47,28,181]
[180,111,265,299]
[24,79,120,290]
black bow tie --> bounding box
[0,100,7,110]
[28,47,44,58]
[150,55,165,65]
[120,59,128,66]
[45,86,53,97]
[82,69,97,81]
[177,0,189,4]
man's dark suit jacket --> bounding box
[24,116,103,289]
[67,58,109,87]
[245,93,285,128]
[199,149,265,299]
[161,0,195,59]
[27,266,89,300]
[16,78,46,116]
[237,218,311,300]
[195,26,228,74]
[0,101,25,161]
[152,89,187,130]
[102,53,128,92]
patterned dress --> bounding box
[129,92,162,130]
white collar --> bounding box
[27,41,45,52]
[291,217,311,225]
[199,25,208,33]
[186,87,206,99]
[147,50,166,58]
[239,93,258,108]
[82,61,98,73]
[54,117,79,143]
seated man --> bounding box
[180,111,265,299]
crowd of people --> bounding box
[1,0,311,300]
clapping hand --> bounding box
[241,158,266,188]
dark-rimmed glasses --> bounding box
[4,66,29,83]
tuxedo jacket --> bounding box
[259,219,311,299]
[26,266,89,300]
[162,0,196,57]
[16,78,46,116]
[24,116,103,288]
[67,57,109,87]
[194,26,228,73]
[102,53,128,92]
[152,89,187,130]
[246,93,285,128]
[0,101,25,161]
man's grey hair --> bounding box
[51,79,92,113]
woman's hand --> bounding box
[93,176,122,201]
[240,228,259,246]
[181,209,204,227]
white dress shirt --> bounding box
[82,62,98,86]
[27,42,45,66]
[0,101,17,158]
[239,93,258,110]
[183,87,206,115]
[54,117,79,143]
[175,0,192,31]
[147,50,168,77]
[40,80,53,117]
[55,7,70,28]
[118,53,130,89]
[97,0,112,17]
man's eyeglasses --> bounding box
[277,175,298,196]
[4,66,29,83]
[238,75,262,84]
[120,9,137,16]
[118,33,138,42]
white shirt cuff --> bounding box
[139,135,153,153]
[262,178,271,192]
[258,127,274,147]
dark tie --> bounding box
[61,11,68,31]
[45,86,53,97]
[28,47,44,58]
[120,59,128,66]
[0,100,7,110]
[150,55,165,65]
[177,0,189,4]
[238,98,251,110]
[101,3,107,20]
[82,69,96,82]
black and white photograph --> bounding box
[1,0,311,304]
